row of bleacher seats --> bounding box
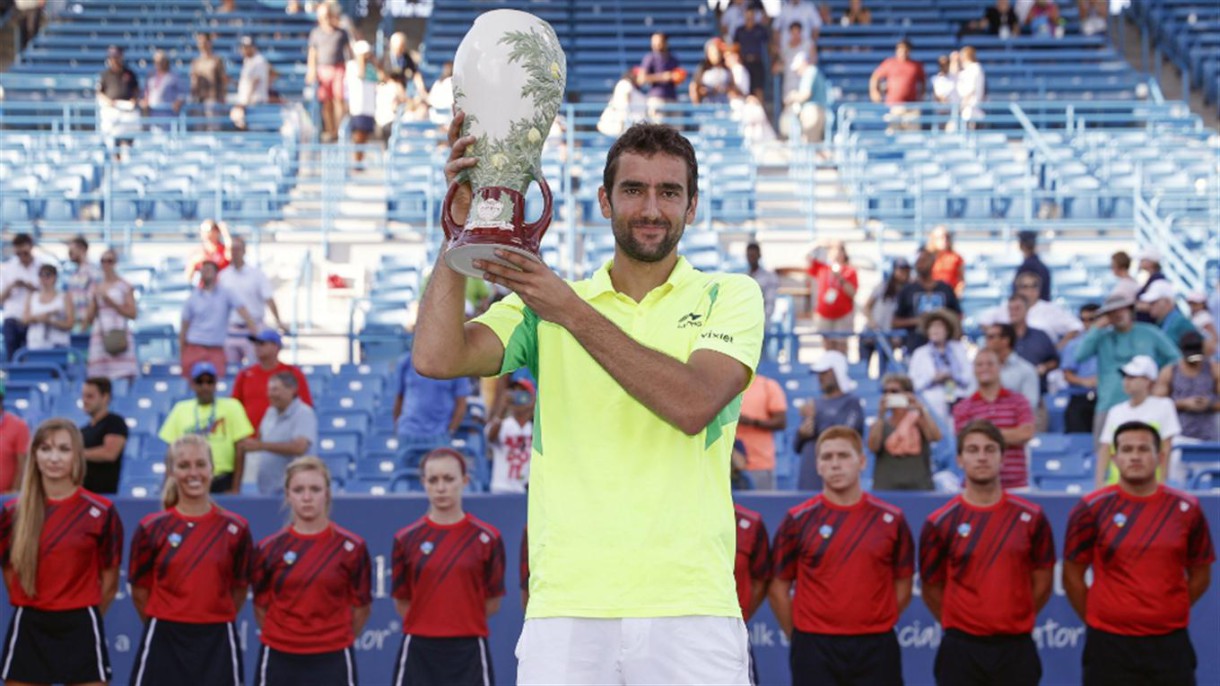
[1133,0,1220,113]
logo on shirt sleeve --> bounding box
[882,513,894,524]
[89,507,102,518]
[344,540,355,552]
[739,519,750,529]
[1180,501,1191,513]
[479,532,491,544]
[1020,512,1032,523]
[227,524,239,535]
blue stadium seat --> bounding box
[319,455,352,483]
[319,411,373,435]
[352,457,399,480]
[121,407,163,436]
[119,477,164,499]
[343,477,391,495]
[390,468,422,493]
[317,431,362,459]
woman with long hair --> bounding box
[868,373,942,491]
[23,263,74,350]
[0,419,123,686]
[690,38,735,105]
[128,435,254,686]
[82,247,139,391]
[861,257,912,375]
[391,448,506,685]
[253,456,372,685]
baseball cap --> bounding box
[1137,247,1163,263]
[1185,290,1207,304]
[239,36,255,47]
[1138,280,1176,303]
[810,350,857,393]
[1119,355,1158,381]
[190,361,219,380]
[248,328,283,346]
[510,379,536,396]
[1180,331,1206,363]
[1096,292,1135,316]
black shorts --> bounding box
[255,644,358,686]
[130,617,244,685]
[1,605,111,683]
[934,628,1040,686]
[1082,626,1197,686]
[392,634,494,686]
[791,629,903,686]
[350,115,375,133]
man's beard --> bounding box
[611,213,684,264]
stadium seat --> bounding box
[343,477,391,496]
[120,477,164,499]
[317,431,362,459]
[390,468,423,493]
[319,411,373,435]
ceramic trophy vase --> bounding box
[441,9,567,278]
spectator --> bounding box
[930,54,958,108]
[928,225,964,296]
[0,385,30,493]
[690,38,736,105]
[14,0,44,52]
[23,264,73,350]
[1155,331,1219,443]
[807,240,858,353]
[1096,356,1179,486]
[428,61,455,129]
[985,323,1041,412]
[231,37,271,130]
[746,242,779,325]
[1140,280,1198,347]
[1079,0,1107,35]
[636,32,684,117]
[488,379,534,494]
[190,32,228,120]
[796,351,865,490]
[784,46,830,144]
[1072,293,1180,435]
[1025,0,1061,36]
[216,0,236,12]
[231,328,313,430]
[775,0,821,40]
[306,2,352,143]
[82,247,139,390]
[955,46,985,127]
[868,373,940,490]
[79,377,127,494]
[345,41,378,170]
[159,360,256,493]
[1185,291,1218,354]
[735,373,788,490]
[1060,303,1101,433]
[1,233,44,360]
[724,44,780,145]
[392,350,469,446]
[720,0,752,42]
[1015,230,1052,302]
[188,219,232,275]
[382,32,428,102]
[952,349,1035,489]
[861,257,911,375]
[909,309,971,426]
[962,0,1020,36]
[96,46,140,150]
[1008,295,1059,400]
[1108,250,1139,299]
[775,23,809,101]
[598,69,647,137]
[64,235,100,333]
[180,259,259,381]
[244,372,318,495]
[869,40,926,132]
[978,272,1082,345]
[1134,247,1166,323]
[732,8,770,99]
[840,0,872,25]
[140,50,186,129]
[892,249,962,354]
[219,236,285,366]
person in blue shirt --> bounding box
[1061,303,1100,434]
[392,351,471,447]
[1015,231,1052,302]
[637,32,682,116]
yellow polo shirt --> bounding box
[474,257,764,618]
[158,398,255,475]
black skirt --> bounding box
[130,617,244,686]
[1,605,112,684]
[254,644,358,686]
[393,634,494,686]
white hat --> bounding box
[810,350,857,393]
[353,40,372,56]
[1137,247,1163,263]
[1119,355,1158,381]
[1138,280,1176,303]
[1185,290,1207,304]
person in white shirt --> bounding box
[1096,355,1181,487]
[428,61,455,129]
[488,379,534,494]
[345,40,379,169]
[955,46,985,127]
[909,309,972,426]
[976,272,1083,345]
[0,233,46,360]
[218,236,284,366]
[231,37,271,130]
[774,23,809,106]
[774,0,821,40]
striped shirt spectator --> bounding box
[953,349,1035,488]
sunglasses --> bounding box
[101,257,117,264]
[984,332,1001,339]
[195,376,217,386]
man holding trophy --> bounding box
[412,11,764,685]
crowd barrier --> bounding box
[1,493,1216,685]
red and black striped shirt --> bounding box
[392,513,506,638]
[919,493,1055,636]
[0,489,123,610]
[1064,484,1215,636]
[773,493,914,635]
[254,523,373,654]
[734,504,771,621]
[128,506,254,623]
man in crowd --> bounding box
[0,384,30,493]
[774,0,821,41]
[1141,280,1198,347]
[392,349,470,447]
[772,426,914,685]
[1007,295,1059,405]
[159,361,255,493]
[1063,421,1214,686]
[747,242,779,325]
[796,350,865,490]
[869,39,926,131]
[65,235,100,333]
[921,420,1055,685]
[1061,303,1101,434]
[219,236,286,366]
[637,32,683,116]
[979,272,1082,345]
[986,322,1041,413]
[892,249,962,354]
[97,46,140,149]
[953,349,1035,489]
[928,225,964,297]
[14,0,45,51]
[140,50,186,130]
[231,36,271,130]
[190,32,227,125]
[1015,230,1052,302]
[80,377,127,494]
[180,259,259,381]
[784,45,830,144]
[231,328,312,431]
[306,1,351,142]
[735,372,787,490]
[1156,331,1220,443]
[1134,247,1167,323]
[244,372,317,496]
[733,8,770,99]
[1,233,44,359]
[1095,355,1180,487]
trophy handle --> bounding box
[522,171,553,244]
[440,181,464,242]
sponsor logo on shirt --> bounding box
[228,524,239,535]
[283,551,297,565]
[677,312,704,328]
[479,532,491,544]
[883,513,894,524]
[420,541,434,555]
[957,523,972,538]
[344,540,356,552]
[700,331,734,344]
[89,507,102,518]
[1113,513,1127,528]
[168,533,183,548]
[739,518,750,529]
[819,524,833,539]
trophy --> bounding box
[441,9,568,278]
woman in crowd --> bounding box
[868,373,941,491]
[253,457,372,685]
[83,247,139,392]
[23,263,73,350]
[128,435,254,685]
[0,419,123,686]
[690,38,737,105]
[861,257,911,375]
[909,308,972,425]
[807,239,858,353]
[391,448,506,685]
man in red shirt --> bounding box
[1063,421,1214,686]
[770,426,914,685]
[231,328,313,430]
[952,349,1035,488]
[0,390,30,492]
[920,420,1055,686]
[929,225,964,297]
[869,39,927,131]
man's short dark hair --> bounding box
[1007,293,1029,307]
[988,323,1016,350]
[746,242,761,252]
[270,371,298,391]
[69,235,89,250]
[1113,420,1161,453]
[84,377,112,397]
[956,419,1005,454]
[896,38,913,50]
[1080,303,1100,316]
[1015,271,1042,289]
[1111,251,1131,270]
[11,233,33,248]
[603,123,698,207]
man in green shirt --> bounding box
[1140,280,1198,349]
[159,361,255,493]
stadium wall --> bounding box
[5,494,1217,685]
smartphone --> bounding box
[886,393,910,409]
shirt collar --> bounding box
[588,256,694,301]
[273,398,302,418]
